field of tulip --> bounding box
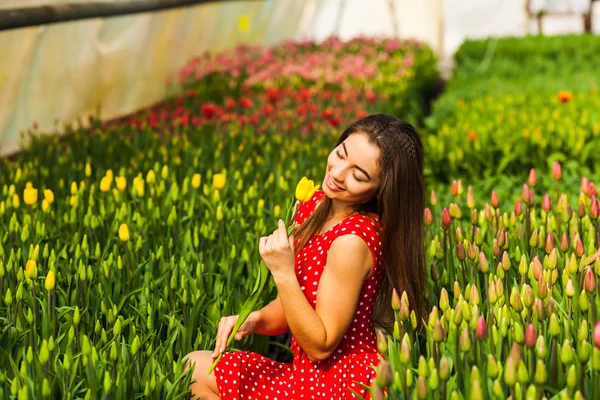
[4,31,600,399]
[425,34,600,183]
[0,37,437,399]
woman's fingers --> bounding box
[212,316,238,358]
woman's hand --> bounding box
[212,312,259,359]
[259,219,296,281]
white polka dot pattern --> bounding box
[214,190,385,399]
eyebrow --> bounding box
[342,142,372,180]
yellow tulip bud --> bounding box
[23,187,38,205]
[26,259,38,279]
[85,162,92,177]
[116,176,127,191]
[119,224,130,242]
[161,165,169,180]
[45,269,55,292]
[25,181,33,189]
[146,170,156,184]
[99,176,111,192]
[105,169,114,180]
[44,189,54,204]
[216,205,223,221]
[274,204,281,218]
[213,173,226,190]
[12,194,19,208]
[133,176,145,197]
[191,174,201,189]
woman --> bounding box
[184,114,427,399]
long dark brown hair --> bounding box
[294,114,427,332]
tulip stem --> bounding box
[590,293,598,325]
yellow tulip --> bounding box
[133,176,145,197]
[191,174,201,189]
[69,195,78,207]
[12,193,19,208]
[71,181,78,195]
[100,176,112,192]
[23,187,38,205]
[42,199,50,212]
[26,259,38,279]
[44,189,54,204]
[161,165,169,180]
[146,170,156,184]
[85,162,92,177]
[273,204,281,218]
[116,176,127,191]
[45,270,55,292]
[106,169,114,180]
[119,224,130,242]
[295,177,320,202]
[213,173,226,189]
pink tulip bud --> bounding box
[533,298,545,320]
[527,188,535,208]
[582,177,590,195]
[441,208,452,229]
[552,162,562,180]
[451,180,458,197]
[467,241,477,261]
[560,232,570,253]
[528,168,537,187]
[578,201,587,218]
[521,184,530,203]
[490,190,499,209]
[496,229,506,248]
[537,274,548,298]
[424,208,433,225]
[542,194,552,213]
[545,233,555,254]
[593,322,600,349]
[467,186,475,209]
[430,190,438,206]
[576,237,585,258]
[391,288,401,311]
[476,316,487,340]
[514,199,523,216]
[591,197,599,221]
[456,242,466,261]
[525,323,537,349]
[484,204,493,221]
[585,269,597,293]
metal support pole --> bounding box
[0,0,263,31]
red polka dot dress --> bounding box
[214,189,385,399]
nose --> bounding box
[329,170,344,185]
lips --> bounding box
[326,174,344,191]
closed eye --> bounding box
[335,150,364,182]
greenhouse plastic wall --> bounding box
[0,0,309,157]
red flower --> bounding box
[263,103,274,115]
[202,104,215,119]
[240,97,253,109]
[267,88,279,103]
[225,98,236,110]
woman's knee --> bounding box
[183,351,219,393]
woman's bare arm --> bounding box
[251,295,289,336]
